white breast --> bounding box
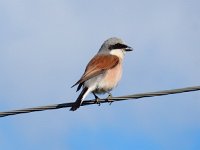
[95,61,122,94]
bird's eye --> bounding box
[109,43,128,50]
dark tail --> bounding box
[70,87,88,111]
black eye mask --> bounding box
[108,43,128,50]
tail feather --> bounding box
[70,87,89,111]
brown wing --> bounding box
[71,54,119,91]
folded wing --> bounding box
[72,54,119,91]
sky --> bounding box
[0,0,200,150]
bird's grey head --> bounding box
[98,37,133,56]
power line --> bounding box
[0,86,200,118]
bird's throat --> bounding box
[110,49,124,59]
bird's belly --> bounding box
[95,63,122,94]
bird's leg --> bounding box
[106,92,114,105]
[92,92,101,106]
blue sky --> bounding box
[0,0,200,150]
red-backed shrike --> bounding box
[70,37,133,111]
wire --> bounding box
[0,86,200,118]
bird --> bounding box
[70,37,133,111]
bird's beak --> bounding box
[124,46,133,52]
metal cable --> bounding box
[0,86,200,118]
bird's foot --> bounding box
[106,93,114,105]
[95,98,101,106]
[93,92,101,106]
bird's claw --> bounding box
[93,92,101,106]
[106,93,114,105]
[95,98,101,106]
